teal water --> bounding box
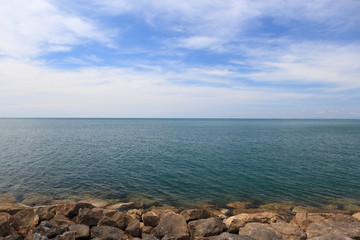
[0,119,359,207]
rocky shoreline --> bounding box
[1,198,360,240]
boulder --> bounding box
[54,231,76,240]
[32,221,67,238]
[270,222,306,240]
[78,199,108,208]
[98,211,132,229]
[290,213,334,231]
[76,208,102,226]
[352,212,360,221]
[154,213,189,240]
[306,219,360,239]
[224,212,284,233]
[50,214,75,226]
[141,236,159,240]
[0,203,30,215]
[126,220,140,237]
[9,209,39,236]
[68,224,90,239]
[140,222,155,238]
[307,234,353,240]
[208,232,255,240]
[142,210,175,227]
[34,206,56,221]
[0,213,12,237]
[180,209,211,222]
[238,223,283,240]
[56,203,94,218]
[91,226,127,240]
[258,203,293,214]
[127,209,143,221]
[188,217,224,237]
[31,233,50,240]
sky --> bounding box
[0,0,359,118]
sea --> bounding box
[0,118,359,208]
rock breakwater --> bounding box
[1,200,360,240]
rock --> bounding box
[220,209,231,216]
[322,205,339,211]
[34,205,56,221]
[0,203,30,215]
[127,209,143,221]
[22,197,52,207]
[343,204,360,212]
[208,232,255,240]
[306,219,360,239]
[106,202,134,210]
[98,211,132,229]
[224,212,284,233]
[54,231,76,240]
[188,217,224,237]
[226,202,252,210]
[154,213,189,240]
[239,223,283,240]
[307,234,353,240]
[140,222,155,238]
[31,233,50,240]
[352,212,360,221]
[126,220,140,237]
[0,194,16,204]
[50,214,75,226]
[141,236,158,240]
[56,203,94,218]
[68,224,89,239]
[142,210,175,227]
[206,209,227,219]
[76,208,102,226]
[0,212,12,237]
[258,203,293,213]
[91,226,127,240]
[292,206,320,214]
[290,213,334,231]
[180,209,212,222]
[32,221,67,238]
[270,222,306,240]
[78,199,108,208]
[9,209,39,236]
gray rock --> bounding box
[54,231,76,240]
[0,213,12,237]
[180,209,211,222]
[142,210,175,227]
[126,220,140,237]
[50,214,75,226]
[31,233,50,240]
[154,213,189,240]
[56,203,94,218]
[308,234,353,240]
[32,221,67,238]
[68,224,89,239]
[270,222,306,240]
[306,220,360,239]
[98,211,132,230]
[208,232,255,240]
[188,217,224,237]
[1,233,23,240]
[34,206,56,221]
[76,208,102,226]
[91,226,127,240]
[239,223,283,240]
[9,209,39,236]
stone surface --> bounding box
[188,217,224,237]
[290,213,334,231]
[32,221,67,238]
[208,232,255,240]
[34,205,56,221]
[154,213,189,240]
[258,203,293,213]
[308,234,353,240]
[270,222,306,240]
[141,236,158,240]
[127,209,143,221]
[56,203,94,218]
[142,210,175,227]
[306,219,360,239]
[78,199,109,208]
[50,214,75,226]
[91,226,127,240]
[239,223,283,240]
[226,202,252,210]
[76,208,102,226]
[106,202,134,210]
[54,231,76,240]
[351,212,360,221]
[180,209,211,222]
[9,209,39,236]
[0,203,30,215]
[68,224,89,239]
[126,220,140,237]
[31,233,50,240]
[98,211,131,229]
[0,213,12,237]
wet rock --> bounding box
[226,202,252,210]
[0,203,31,215]
[180,209,212,222]
[34,206,56,221]
[68,224,89,239]
[206,209,227,219]
[208,232,255,240]
[188,217,224,237]
[54,231,76,240]
[50,214,75,226]
[292,206,320,214]
[98,211,131,229]
[78,199,108,208]
[142,210,175,227]
[56,203,94,219]
[126,220,140,237]
[239,223,282,240]
[290,213,334,231]
[91,226,127,240]
[9,209,39,236]
[154,213,189,240]
[32,221,67,238]
[106,202,134,210]
[258,203,293,213]
[0,213,12,237]
[306,219,360,239]
[76,208,102,226]
[307,234,353,240]
[343,203,360,212]
[270,222,306,240]
[224,212,284,233]
[22,197,51,207]
[352,212,360,221]
[127,209,143,221]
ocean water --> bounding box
[0,118,359,207]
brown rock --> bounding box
[22,197,51,207]
[140,223,155,238]
[352,212,360,221]
[226,202,252,210]
[154,213,189,240]
[290,213,334,231]
[270,222,306,240]
[76,208,102,226]
[0,203,30,215]
[141,236,158,240]
[91,226,127,240]
[106,202,134,210]
[306,219,360,239]
[292,206,320,214]
[9,209,39,236]
[126,220,140,237]
[0,213,12,237]
[127,209,143,221]
[142,210,175,227]
[34,205,56,221]
[68,224,89,239]
[32,221,67,238]
[56,203,94,218]
[50,214,75,226]
[98,211,132,229]
[77,199,108,208]
[307,234,353,240]
[188,217,224,237]
[239,223,282,240]
[258,203,293,213]
[180,209,212,222]
[30,232,50,240]
[54,231,76,240]
[208,232,255,240]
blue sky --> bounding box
[0,0,359,118]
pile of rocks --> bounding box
[1,201,360,240]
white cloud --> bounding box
[0,0,112,58]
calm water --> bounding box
[0,118,359,207]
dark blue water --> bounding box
[0,119,359,207]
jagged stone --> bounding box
[306,219,360,239]
[270,222,306,240]
[127,209,143,221]
[208,232,255,240]
[98,211,132,229]
[32,221,67,238]
[188,217,224,237]
[239,223,283,240]
[53,231,76,240]
[0,203,30,215]
[126,220,140,237]
[0,213,12,237]
[68,224,89,239]
[34,206,56,221]
[76,208,102,226]
[180,209,211,222]
[50,214,75,226]
[308,234,353,240]
[154,213,189,240]
[9,209,39,236]
[56,203,94,218]
[91,226,127,240]
[352,212,360,221]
